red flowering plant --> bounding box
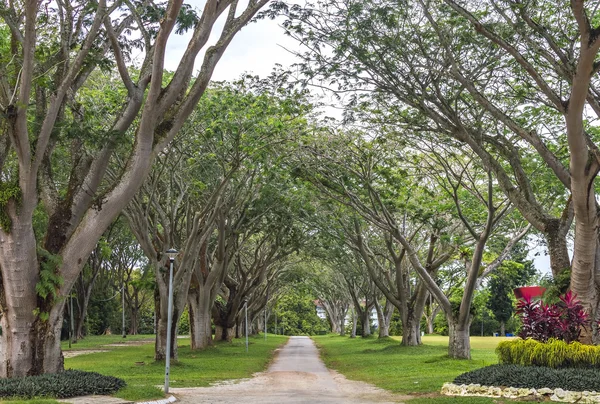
[516,291,589,343]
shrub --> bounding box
[516,291,589,343]
[0,369,126,399]
[496,338,600,368]
[454,364,600,392]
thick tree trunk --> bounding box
[188,287,213,349]
[330,319,341,334]
[500,321,506,337]
[400,285,428,346]
[360,310,371,337]
[448,318,471,359]
[214,325,236,342]
[375,299,393,338]
[401,313,421,346]
[426,319,434,335]
[0,224,65,377]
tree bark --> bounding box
[188,287,213,349]
[360,308,371,337]
[448,318,471,359]
[500,321,506,337]
[0,222,65,377]
[154,283,183,361]
[214,325,236,342]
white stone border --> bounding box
[135,395,177,404]
[442,383,600,403]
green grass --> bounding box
[312,334,516,403]
[61,334,155,350]
[65,334,288,401]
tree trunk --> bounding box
[339,315,346,336]
[0,224,66,377]
[215,325,236,342]
[130,306,139,335]
[448,318,471,359]
[188,287,213,349]
[75,294,91,340]
[154,287,183,361]
[426,319,434,335]
[546,225,572,278]
[401,313,421,346]
[500,321,506,337]
[350,309,357,338]
[360,310,371,337]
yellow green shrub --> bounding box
[496,338,600,369]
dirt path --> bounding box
[170,336,411,403]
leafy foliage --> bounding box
[0,370,125,399]
[486,245,536,332]
[516,292,589,343]
[496,338,600,369]
[36,249,63,300]
[275,287,328,335]
[0,182,21,231]
[454,364,600,391]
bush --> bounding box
[0,369,126,399]
[496,338,600,368]
[454,364,600,392]
[516,291,589,343]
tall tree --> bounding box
[0,0,273,376]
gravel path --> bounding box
[170,336,410,404]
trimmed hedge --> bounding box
[0,369,126,399]
[496,338,600,368]
[454,364,600,392]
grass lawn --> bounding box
[312,334,517,403]
[61,333,288,401]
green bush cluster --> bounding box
[0,369,126,399]
[454,364,600,391]
[496,338,600,368]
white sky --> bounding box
[163,1,301,80]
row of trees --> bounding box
[278,0,600,357]
[2,0,599,377]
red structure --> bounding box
[513,286,546,300]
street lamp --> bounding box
[164,248,178,394]
[244,297,249,353]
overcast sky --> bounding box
[162,1,301,81]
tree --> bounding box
[0,0,274,376]
[297,129,529,357]
[486,245,537,336]
[286,0,600,343]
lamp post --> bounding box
[164,248,178,394]
[244,297,249,353]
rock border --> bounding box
[441,383,600,403]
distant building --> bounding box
[314,300,327,320]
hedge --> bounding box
[496,338,600,369]
[454,364,600,392]
[0,369,126,399]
